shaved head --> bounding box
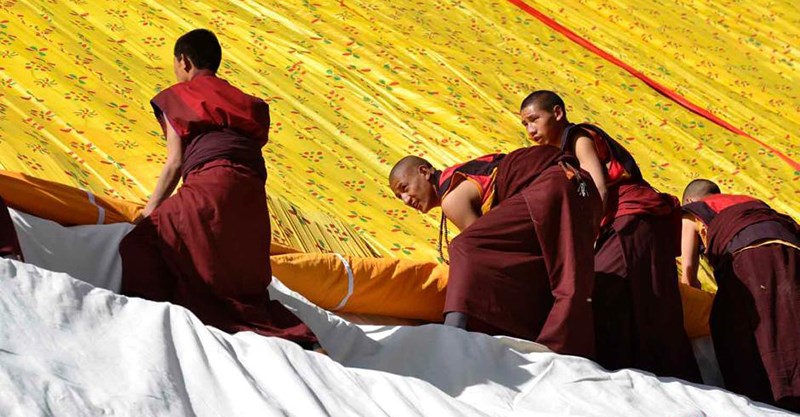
[682,179,721,204]
[389,155,433,181]
[388,155,439,213]
[520,90,566,115]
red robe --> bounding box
[119,74,317,346]
[445,146,602,358]
[562,124,700,382]
[684,195,800,411]
[0,195,23,260]
[434,153,504,213]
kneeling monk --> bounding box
[389,146,602,358]
[519,90,701,382]
[119,29,317,347]
[681,179,800,412]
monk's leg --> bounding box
[446,193,551,342]
[709,257,773,404]
[616,214,701,382]
[161,162,317,344]
[523,168,600,358]
[728,245,800,410]
[593,229,635,371]
[119,216,176,301]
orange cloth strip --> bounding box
[273,251,712,337]
[0,170,142,225]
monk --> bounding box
[389,145,603,358]
[681,179,799,411]
[118,29,317,347]
[518,90,701,382]
[0,195,23,260]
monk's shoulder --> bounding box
[558,124,593,154]
[567,123,597,139]
[442,181,481,209]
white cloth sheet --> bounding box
[1,209,796,416]
[9,208,133,291]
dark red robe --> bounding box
[684,195,800,411]
[0,195,23,260]
[119,74,317,346]
[562,124,700,382]
[445,146,602,358]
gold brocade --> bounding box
[0,0,796,288]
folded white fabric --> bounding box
[9,208,132,291]
[0,258,793,417]
[1,208,793,416]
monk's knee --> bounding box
[118,231,137,258]
[118,220,173,299]
[119,218,158,255]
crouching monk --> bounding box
[519,90,700,382]
[119,29,317,346]
[389,145,602,358]
[681,179,800,411]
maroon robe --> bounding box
[0,195,23,260]
[592,211,699,382]
[684,195,800,411]
[445,146,602,358]
[119,74,317,346]
[562,123,700,382]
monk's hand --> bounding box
[135,203,156,224]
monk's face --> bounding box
[519,104,565,146]
[390,166,439,213]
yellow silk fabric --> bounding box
[0,1,796,271]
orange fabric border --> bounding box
[0,170,142,225]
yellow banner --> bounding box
[0,0,796,268]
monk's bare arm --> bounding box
[440,182,482,231]
[573,136,608,207]
[680,215,702,288]
[142,116,183,218]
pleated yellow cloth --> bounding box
[0,0,796,275]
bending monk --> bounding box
[519,90,700,382]
[681,179,799,411]
[389,145,602,358]
[119,29,317,347]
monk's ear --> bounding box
[418,164,430,179]
[553,105,565,122]
[179,54,193,72]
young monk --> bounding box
[0,195,23,260]
[118,29,317,347]
[389,145,603,358]
[518,90,700,382]
[681,179,799,411]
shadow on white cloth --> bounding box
[2,208,795,416]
